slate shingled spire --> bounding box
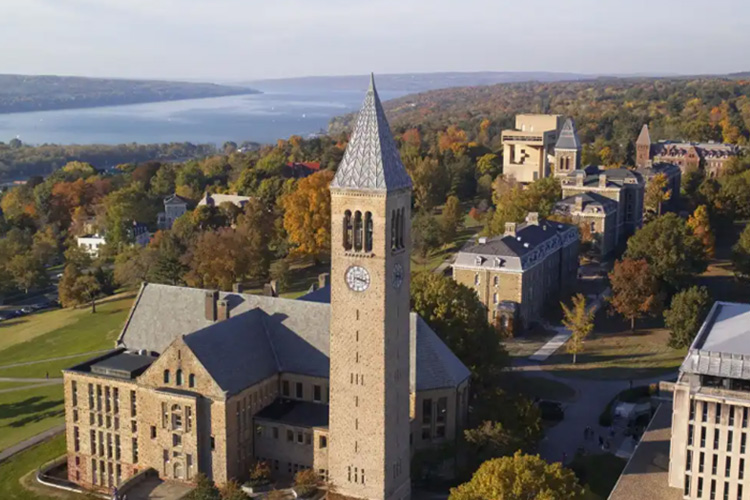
[555,118,581,151]
[331,74,412,191]
[636,124,651,145]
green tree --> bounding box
[114,246,156,288]
[184,228,251,291]
[58,265,82,308]
[687,204,715,259]
[270,259,291,293]
[449,451,584,500]
[561,294,595,364]
[411,273,507,392]
[73,274,102,313]
[440,195,463,243]
[732,223,750,279]
[185,473,222,500]
[7,252,47,294]
[220,481,247,500]
[625,213,707,290]
[608,258,662,330]
[664,286,712,348]
[412,212,442,259]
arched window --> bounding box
[354,211,363,251]
[188,374,195,388]
[343,210,353,250]
[493,276,499,286]
[171,404,183,430]
[176,369,183,386]
[398,208,405,249]
[364,212,373,252]
[391,210,397,250]
[163,370,170,384]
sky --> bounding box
[1,0,749,82]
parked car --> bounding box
[20,306,34,314]
[537,400,565,422]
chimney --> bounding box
[575,171,585,186]
[526,212,539,225]
[263,282,278,297]
[232,282,244,293]
[504,222,517,238]
[204,290,218,321]
[217,299,229,321]
[318,273,330,289]
[574,196,584,212]
[598,174,607,188]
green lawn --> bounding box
[570,453,627,500]
[510,376,577,403]
[0,384,65,451]
[0,355,97,379]
[0,294,134,367]
[0,434,77,500]
[411,215,482,275]
[0,381,36,391]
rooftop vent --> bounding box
[523,242,529,248]
[475,256,484,265]
[516,236,521,241]
[478,237,488,244]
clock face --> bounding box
[392,263,404,289]
[345,265,370,292]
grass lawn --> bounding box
[0,381,36,391]
[570,453,627,500]
[411,214,482,275]
[503,324,557,359]
[0,384,65,451]
[509,375,577,403]
[0,434,77,500]
[539,313,684,381]
[0,355,97,379]
[0,293,134,367]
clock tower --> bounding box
[328,74,412,500]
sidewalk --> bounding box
[0,424,65,464]
[528,287,611,362]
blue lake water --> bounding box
[0,89,410,146]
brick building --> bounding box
[62,77,470,500]
[636,124,740,177]
[452,213,579,332]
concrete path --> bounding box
[528,287,611,362]
[0,349,110,370]
[0,380,61,394]
[0,423,66,464]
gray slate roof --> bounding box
[255,399,329,429]
[331,75,412,192]
[555,118,581,151]
[118,283,469,395]
[164,194,190,206]
[555,192,618,212]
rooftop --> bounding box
[255,398,329,429]
[556,191,618,211]
[555,118,581,151]
[198,193,252,207]
[68,349,157,380]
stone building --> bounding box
[157,194,189,230]
[636,124,740,177]
[501,114,563,183]
[553,192,618,257]
[560,166,645,248]
[668,301,750,500]
[553,118,582,178]
[452,213,579,332]
[198,193,252,209]
[62,77,470,500]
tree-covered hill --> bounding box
[0,74,259,114]
[330,77,750,165]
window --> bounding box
[743,433,747,453]
[297,432,303,444]
[132,438,139,463]
[314,385,322,402]
[744,407,748,428]
[728,430,733,452]
[164,370,170,384]
[711,479,716,500]
[422,399,432,425]
[72,381,78,407]
[176,369,183,386]
[73,427,80,452]
[296,382,303,399]
[713,454,718,475]
[436,397,447,424]
[726,456,732,478]
[171,404,183,430]
[319,436,327,448]
[687,450,693,470]
[92,459,97,485]
[730,406,736,426]
[73,409,78,423]
[715,428,720,450]
[364,212,373,252]
[115,435,120,460]
[162,402,168,428]
[354,211,362,251]
[690,400,696,420]
[282,381,290,397]
[189,374,195,388]
[130,390,137,417]
[210,436,215,450]
[186,406,192,432]
[699,452,705,473]
[703,402,709,422]
[287,430,294,442]
[493,293,498,304]
[493,276,499,286]
[698,477,703,498]
[701,427,707,447]
[474,274,479,286]
[689,424,694,446]
[344,210,353,250]
[151,426,157,439]
[717,404,722,424]
[741,458,746,480]
[173,433,182,447]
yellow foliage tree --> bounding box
[281,170,334,262]
[687,204,716,258]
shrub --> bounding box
[294,469,319,498]
[247,461,271,487]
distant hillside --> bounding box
[0,74,260,114]
[245,71,597,93]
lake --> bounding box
[0,88,410,146]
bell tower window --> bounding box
[398,208,405,249]
[391,210,397,250]
[364,212,373,252]
[354,211,363,251]
[343,210,353,250]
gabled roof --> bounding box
[164,194,190,206]
[636,124,651,145]
[331,74,412,192]
[198,193,252,207]
[555,118,581,151]
[118,283,469,394]
[556,191,618,211]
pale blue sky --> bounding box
[1,0,748,81]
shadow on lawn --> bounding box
[0,396,64,422]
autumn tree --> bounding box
[486,176,561,236]
[440,195,463,243]
[185,228,252,291]
[687,204,716,259]
[270,259,291,293]
[732,223,750,279]
[644,172,671,217]
[281,170,333,262]
[608,258,662,330]
[411,273,507,392]
[412,212,442,259]
[438,125,468,155]
[561,294,595,364]
[73,274,102,313]
[184,473,221,500]
[664,286,712,348]
[625,213,707,290]
[449,451,584,500]
[407,156,447,211]
[7,252,47,294]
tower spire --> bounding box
[331,74,412,191]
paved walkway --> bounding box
[0,424,66,463]
[0,379,61,394]
[528,287,611,362]
[0,349,110,370]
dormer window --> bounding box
[475,256,484,265]
[494,258,503,268]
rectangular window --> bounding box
[314,385,322,402]
[92,459,97,485]
[743,433,747,453]
[703,402,709,422]
[684,475,690,496]
[173,433,182,447]
[713,454,718,475]
[715,428,720,450]
[690,400,696,420]
[436,397,447,424]
[717,404,722,424]
[132,438,139,463]
[744,407,748,428]
[688,424,694,446]
[115,435,120,460]
[113,388,119,414]
[422,399,432,425]
[210,436,215,450]
[726,456,732,478]
[319,436,327,448]
[130,391,137,417]
[698,477,703,497]
[741,459,746,480]
[702,427,707,447]
[282,381,290,397]
[162,402,168,428]
[296,382,303,399]
[297,432,303,444]
[687,450,693,470]
[711,479,716,500]
[273,427,279,439]
[151,426,156,439]
[739,484,744,499]
[186,406,192,432]
[73,409,78,423]
[699,452,705,473]
[73,427,80,452]
[287,430,294,442]
[72,381,78,407]
[724,482,730,500]
[728,430,733,452]
[730,406,736,426]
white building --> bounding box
[77,235,107,257]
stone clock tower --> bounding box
[328,75,412,500]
